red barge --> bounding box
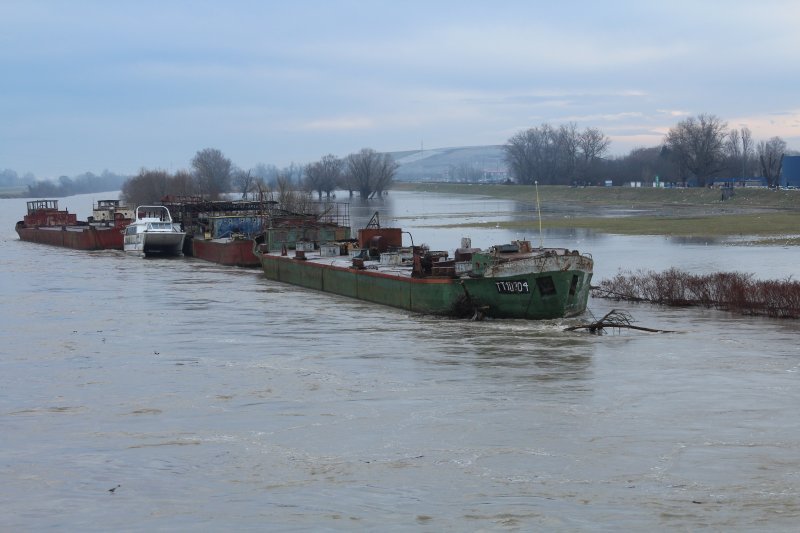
[162,198,350,268]
[15,199,131,250]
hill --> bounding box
[389,145,508,182]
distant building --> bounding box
[482,169,508,183]
[711,177,768,188]
[781,155,800,188]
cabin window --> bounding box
[536,276,556,296]
[126,226,136,235]
[569,274,580,296]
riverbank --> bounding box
[393,182,800,242]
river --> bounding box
[1,191,799,531]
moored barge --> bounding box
[162,197,351,267]
[254,215,593,320]
[15,199,130,250]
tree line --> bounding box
[505,114,795,187]
[25,171,128,197]
[122,147,398,207]
[5,113,794,201]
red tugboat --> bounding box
[15,199,130,250]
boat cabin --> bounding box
[23,200,77,227]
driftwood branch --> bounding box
[565,309,675,334]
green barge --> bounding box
[254,218,593,320]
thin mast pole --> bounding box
[535,181,543,248]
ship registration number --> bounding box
[495,280,530,294]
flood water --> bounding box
[2,191,799,531]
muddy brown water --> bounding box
[2,192,799,530]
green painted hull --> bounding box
[258,253,592,320]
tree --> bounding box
[758,136,786,187]
[505,123,609,185]
[344,148,398,198]
[275,171,311,214]
[252,163,280,188]
[725,127,756,178]
[0,169,19,186]
[558,122,580,182]
[610,146,677,185]
[449,162,483,182]
[577,127,611,182]
[504,125,555,185]
[121,168,199,206]
[170,170,197,198]
[304,154,343,199]
[122,169,171,206]
[231,167,254,198]
[664,113,728,186]
[191,148,231,199]
[741,127,755,177]
[281,162,304,185]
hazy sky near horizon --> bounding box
[3,0,799,178]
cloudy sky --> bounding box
[2,0,799,178]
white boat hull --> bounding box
[124,231,185,255]
[123,205,187,256]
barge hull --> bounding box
[16,225,123,250]
[191,238,260,267]
[259,254,592,319]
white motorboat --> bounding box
[123,206,186,256]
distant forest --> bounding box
[0,169,129,198]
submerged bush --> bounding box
[594,269,800,318]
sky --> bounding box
[2,0,800,179]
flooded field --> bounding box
[1,191,799,531]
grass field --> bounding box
[393,182,800,241]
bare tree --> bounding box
[231,167,254,198]
[344,148,398,198]
[304,154,343,199]
[121,168,199,206]
[758,136,786,187]
[281,162,304,185]
[741,127,754,176]
[504,125,558,184]
[504,129,536,185]
[727,128,741,158]
[664,113,728,186]
[558,122,580,182]
[726,127,756,177]
[505,123,608,185]
[252,163,280,188]
[577,127,611,182]
[0,168,19,186]
[274,170,312,213]
[371,152,397,197]
[170,170,197,199]
[449,162,483,182]
[122,169,171,206]
[191,148,232,199]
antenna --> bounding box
[535,181,543,248]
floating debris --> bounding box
[565,309,675,334]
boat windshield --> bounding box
[148,222,174,230]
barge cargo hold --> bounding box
[191,236,261,267]
[254,221,593,320]
[15,199,129,250]
[160,198,352,267]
